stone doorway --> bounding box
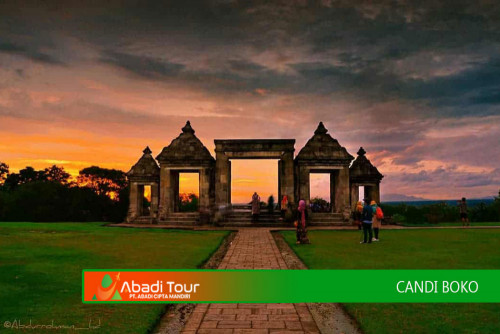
[173,171,200,212]
[138,185,151,216]
[309,172,335,213]
[214,139,295,211]
[230,159,279,206]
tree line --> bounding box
[0,162,128,222]
[382,196,500,225]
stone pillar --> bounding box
[159,167,173,219]
[329,172,335,213]
[137,185,144,216]
[199,167,214,224]
[298,166,310,206]
[350,183,359,208]
[369,183,381,203]
[281,152,295,206]
[334,166,350,213]
[199,168,211,212]
[150,182,159,218]
[172,171,179,212]
[215,152,230,208]
[209,167,215,212]
[127,181,139,221]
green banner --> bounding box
[83,269,500,303]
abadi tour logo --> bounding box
[92,272,122,301]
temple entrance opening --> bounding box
[309,173,332,213]
[177,172,200,212]
[358,186,365,202]
[230,159,278,205]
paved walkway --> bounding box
[181,229,320,333]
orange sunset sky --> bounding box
[1,1,499,202]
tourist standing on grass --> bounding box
[459,197,469,228]
[296,199,310,244]
[361,198,373,244]
[353,201,363,230]
[251,192,261,222]
[371,200,381,241]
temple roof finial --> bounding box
[314,121,328,135]
[357,147,366,156]
[182,120,195,134]
[143,146,152,155]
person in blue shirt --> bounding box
[361,198,373,244]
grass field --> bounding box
[281,229,500,333]
[0,222,229,334]
[400,222,500,227]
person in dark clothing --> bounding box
[361,198,373,244]
[296,200,310,244]
[458,197,469,228]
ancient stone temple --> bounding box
[295,122,353,214]
[126,121,383,225]
[349,147,384,205]
[127,146,160,224]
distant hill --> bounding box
[382,193,428,202]
[383,198,495,207]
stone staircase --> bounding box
[129,216,155,224]
[218,204,287,227]
[160,212,200,225]
[309,212,345,226]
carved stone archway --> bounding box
[214,139,295,210]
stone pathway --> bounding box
[181,229,321,333]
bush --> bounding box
[392,213,406,224]
[0,181,128,222]
[381,199,500,225]
[310,197,330,212]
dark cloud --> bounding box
[100,51,185,79]
[1,0,500,198]
[387,166,500,190]
[0,42,64,65]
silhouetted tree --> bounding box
[77,166,127,200]
[0,162,8,185]
[0,163,129,222]
[179,193,198,212]
[43,165,71,184]
[3,166,47,190]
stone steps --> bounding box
[159,212,200,225]
[308,213,346,226]
[221,208,284,226]
[217,220,290,227]
[130,216,154,224]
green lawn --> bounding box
[281,229,500,333]
[401,222,500,227]
[0,222,229,334]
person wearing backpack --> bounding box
[361,198,373,244]
[371,200,383,241]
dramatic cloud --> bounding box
[0,0,499,200]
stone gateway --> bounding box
[126,121,383,225]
